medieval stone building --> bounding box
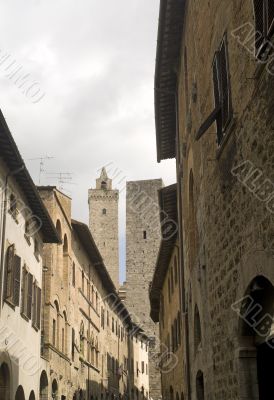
[154,0,274,399]
[88,168,119,289]
[125,180,163,400]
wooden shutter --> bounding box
[4,245,15,300]
[27,273,33,319]
[13,255,21,306]
[267,0,274,36]
[32,283,37,327]
[37,287,41,329]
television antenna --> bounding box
[46,172,76,192]
[27,155,54,184]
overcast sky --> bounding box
[0,0,175,282]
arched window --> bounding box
[39,370,48,400]
[51,380,58,400]
[0,363,10,400]
[80,321,85,356]
[101,181,107,190]
[170,386,174,400]
[56,220,62,238]
[188,169,198,269]
[62,234,68,284]
[15,386,25,400]
[102,208,107,215]
[62,311,68,355]
[29,391,35,400]
[196,370,205,400]
[53,300,60,349]
[72,262,76,287]
[194,305,202,352]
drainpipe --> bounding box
[174,91,191,400]
[0,165,25,316]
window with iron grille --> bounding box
[253,0,274,58]
[196,34,232,146]
[4,245,21,307]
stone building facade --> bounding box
[0,111,60,400]
[88,168,119,288]
[38,185,149,400]
[150,185,184,400]
[125,180,162,400]
[154,0,274,399]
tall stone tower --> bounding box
[88,168,119,288]
[125,179,162,400]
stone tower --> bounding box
[125,179,162,400]
[88,168,119,288]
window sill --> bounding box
[4,299,16,310]
[21,312,29,322]
[216,117,236,160]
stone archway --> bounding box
[237,275,274,400]
[0,362,11,400]
[15,385,26,400]
[40,370,48,400]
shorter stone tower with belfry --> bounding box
[88,167,119,288]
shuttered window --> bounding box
[196,35,232,146]
[21,266,28,316]
[254,0,274,56]
[27,273,33,319]
[72,328,75,361]
[4,245,21,307]
[32,281,41,330]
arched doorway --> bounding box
[196,371,204,400]
[0,363,10,400]
[29,391,35,400]
[15,386,25,400]
[52,379,58,399]
[40,370,48,400]
[237,275,274,399]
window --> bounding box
[53,319,56,346]
[142,361,145,374]
[143,231,147,239]
[101,307,105,329]
[72,262,76,287]
[112,317,115,333]
[82,271,85,292]
[72,328,75,361]
[9,194,18,220]
[253,0,274,58]
[136,361,139,377]
[32,282,41,330]
[194,305,202,352]
[102,208,107,215]
[196,34,232,146]
[101,181,107,190]
[4,245,21,307]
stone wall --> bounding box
[176,1,274,399]
[125,180,163,400]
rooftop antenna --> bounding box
[27,155,54,184]
[46,172,75,192]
